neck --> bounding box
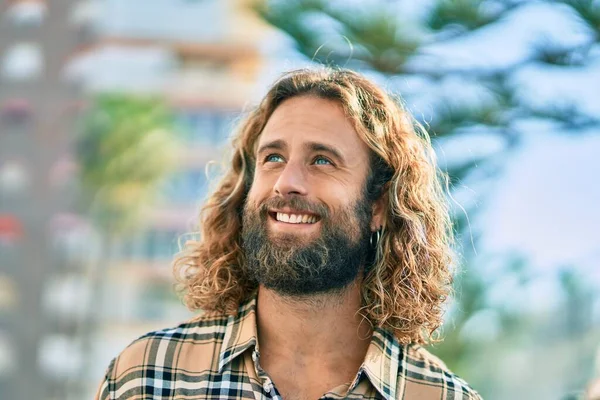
[256,281,373,365]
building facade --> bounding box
[0,1,95,399]
[69,1,273,397]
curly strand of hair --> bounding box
[172,67,455,344]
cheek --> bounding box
[247,174,272,203]
[326,190,370,221]
[319,185,359,209]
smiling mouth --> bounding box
[268,211,320,224]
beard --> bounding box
[241,193,373,297]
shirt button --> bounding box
[263,382,271,393]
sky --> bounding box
[408,2,600,278]
[483,130,600,274]
[259,2,600,283]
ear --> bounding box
[370,194,386,231]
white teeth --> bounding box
[279,212,289,222]
[275,213,318,224]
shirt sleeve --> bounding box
[93,359,115,400]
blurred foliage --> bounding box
[254,0,600,397]
[427,0,505,30]
[76,93,180,234]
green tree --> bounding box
[77,93,179,233]
[254,0,600,396]
[74,93,179,391]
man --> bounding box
[95,68,482,399]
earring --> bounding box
[370,227,382,248]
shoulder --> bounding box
[111,311,229,374]
[399,344,482,400]
[95,311,230,399]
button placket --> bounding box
[252,350,276,397]
[263,381,272,393]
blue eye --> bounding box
[265,154,284,163]
[314,156,332,165]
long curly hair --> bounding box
[173,67,454,344]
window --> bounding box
[0,275,17,312]
[1,99,33,125]
[70,0,102,42]
[0,161,31,196]
[126,232,146,262]
[137,280,186,321]
[175,109,238,145]
[49,156,77,189]
[1,43,43,81]
[5,1,46,27]
[0,214,23,245]
[112,228,180,262]
[0,330,15,376]
[175,110,214,144]
[141,229,179,262]
[42,274,91,320]
[213,110,237,144]
[162,169,208,204]
[48,213,91,265]
[69,0,101,28]
[39,334,83,379]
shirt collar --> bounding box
[217,294,401,400]
[360,326,401,400]
[218,294,258,373]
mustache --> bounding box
[256,196,330,219]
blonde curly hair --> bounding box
[173,67,454,344]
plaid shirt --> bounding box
[95,295,481,399]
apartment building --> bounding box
[0,1,97,399]
[0,0,274,398]
[67,1,274,397]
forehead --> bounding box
[257,96,369,161]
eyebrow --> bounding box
[257,139,346,164]
[304,141,345,164]
[257,139,286,156]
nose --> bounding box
[273,161,308,196]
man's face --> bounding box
[241,95,382,296]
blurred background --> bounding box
[0,0,599,399]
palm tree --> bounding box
[77,93,179,233]
[74,93,179,395]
